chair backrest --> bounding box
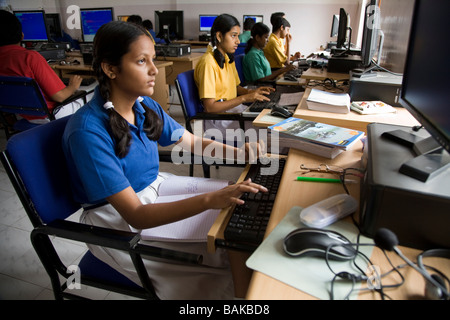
[1,116,80,227]
[175,70,204,127]
[234,54,245,84]
[235,43,246,56]
[0,76,52,118]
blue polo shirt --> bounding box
[62,87,184,205]
[243,46,272,82]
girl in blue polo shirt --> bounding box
[62,21,266,300]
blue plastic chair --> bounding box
[0,116,201,300]
[234,53,246,85]
[0,75,87,139]
[175,70,245,177]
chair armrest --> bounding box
[52,90,88,115]
[32,219,202,265]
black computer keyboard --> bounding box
[249,91,281,112]
[222,158,286,251]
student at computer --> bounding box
[264,16,301,69]
[62,20,267,300]
[194,14,273,145]
[0,10,82,124]
[142,19,164,44]
[243,22,296,83]
[238,17,255,44]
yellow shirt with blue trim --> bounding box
[263,33,287,69]
[194,45,241,101]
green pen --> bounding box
[296,176,342,183]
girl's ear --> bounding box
[101,62,117,80]
[215,31,223,44]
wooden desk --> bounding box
[295,88,420,133]
[252,88,420,132]
[173,40,208,49]
[244,147,448,300]
[208,146,449,300]
[156,52,203,85]
[301,68,350,84]
[51,57,173,111]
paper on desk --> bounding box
[279,92,304,106]
[246,206,374,300]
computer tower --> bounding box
[80,43,94,65]
[360,123,450,250]
[155,44,191,57]
[349,72,403,107]
[327,55,362,73]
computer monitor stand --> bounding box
[382,129,450,182]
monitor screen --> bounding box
[360,0,381,67]
[400,0,450,154]
[80,8,114,42]
[336,8,348,48]
[155,11,184,41]
[330,14,339,37]
[14,10,48,42]
[199,15,217,33]
[243,15,263,24]
[45,13,63,40]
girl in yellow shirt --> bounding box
[194,14,273,145]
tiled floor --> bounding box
[0,89,243,300]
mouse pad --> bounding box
[246,206,374,300]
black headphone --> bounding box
[416,248,450,300]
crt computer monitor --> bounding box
[80,7,114,42]
[14,10,49,42]
[199,15,217,33]
[397,0,450,180]
[155,11,184,42]
[243,15,263,24]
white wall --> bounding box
[10,0,363,57]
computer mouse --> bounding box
[270,105,293,118]
[283,227,357,261]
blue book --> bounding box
[268,117,365,150]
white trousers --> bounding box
[81,173,234,300]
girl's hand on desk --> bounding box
[206,179,268,209]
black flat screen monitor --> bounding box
[14,10,49,42]
[360,0,382,67]
[155,11,184,42]
[336,8,348,48]
[243,15,263,24]
[330,14,339,37]
[45,13,63,39]
[396,0,450,181]
[80,8,114,42]
[199,15,217,33]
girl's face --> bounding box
[255,33,270,49]
[110,35,158,99]
[217,25,241,54]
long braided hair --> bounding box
[92,21,163,158]
[210,14,240,68]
